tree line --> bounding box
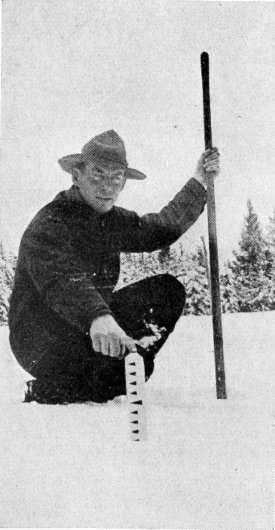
[0,200,274,324]
[118,200,275,314]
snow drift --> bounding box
[0,311,274,529]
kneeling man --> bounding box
[9,130,220,404]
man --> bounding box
[9,130,220,404]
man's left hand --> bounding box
[193,147,220,188]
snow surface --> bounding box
[0,312,274,529]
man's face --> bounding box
[73,160,126,214]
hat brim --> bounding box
[58,154,85,173]
[58,154,146,180]
[125,168,146,180]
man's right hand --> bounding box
[89,314,137,360]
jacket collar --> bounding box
[53,185,114,218]
[63,185,86,204]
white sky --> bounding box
[1,0,274,263]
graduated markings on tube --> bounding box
[125,352,148,441]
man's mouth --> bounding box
[96,197,112,201]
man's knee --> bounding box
[149,273,186,308]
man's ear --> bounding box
[72,167,81,187]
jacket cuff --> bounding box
[87,308,114,330]
[188,177,207,199]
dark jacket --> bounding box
[9,178,206,367]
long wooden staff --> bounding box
[200,52,227,399]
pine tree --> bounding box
[0,242,16,324]
[184,245,211,315]
[264,209,275,309]
[118,250,162,288]
[266,209,275,249]
[220,263,239,313]
[229,200,271,312]
[173,243,188,284]
[158,246,180,277]
[158,247,171,271]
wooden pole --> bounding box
[201,235,211,299]
[200,52,227,399]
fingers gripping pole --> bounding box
[125,352,147,441]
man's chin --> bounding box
[93,198,114,213]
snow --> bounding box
[0,312,274,529]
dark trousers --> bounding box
[25,274,185,404]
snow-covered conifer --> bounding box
[264,209,275,309]
[0,242,16,324]
[220,263,239,313]
[266,209,275,249]
[184,246,211,315]
[229,200,272,312]
[158,246,180,277]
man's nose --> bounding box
[101,180,113,192]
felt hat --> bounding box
[58,130,146,180]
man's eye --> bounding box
[113,175,124,182]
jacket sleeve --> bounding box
[120,178,207,253]
[21,212,113,333]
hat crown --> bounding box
[58,130,146,179]
[82,130,127,167]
